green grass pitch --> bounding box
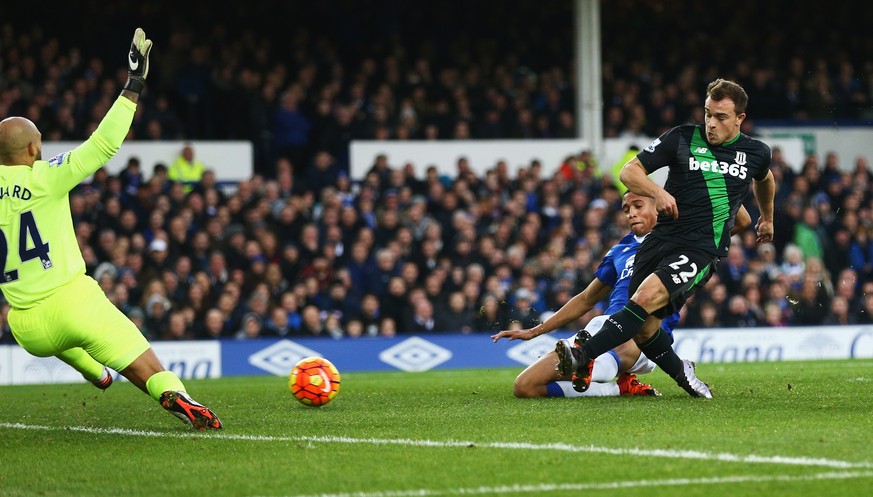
[1,359,872,497]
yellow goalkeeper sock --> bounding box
[145,371,186,401]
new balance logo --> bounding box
[694,147,708,154]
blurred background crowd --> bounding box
[0,0,871,341]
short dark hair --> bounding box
[706,79,748,114]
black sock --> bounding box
[582,300,649,358]
[638,327,684,378]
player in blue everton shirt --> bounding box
[492,191,750,398]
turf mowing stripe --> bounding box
[266,471,873,497]
[2,421,872,471]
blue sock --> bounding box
[545,382,565,397]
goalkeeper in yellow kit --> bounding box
[0,29,221,430]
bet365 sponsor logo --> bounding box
[688,156,748,179]
[689,149,749,179]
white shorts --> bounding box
[583,314,609,336]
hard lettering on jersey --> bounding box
[0,184,32,200]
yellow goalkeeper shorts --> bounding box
[8,273,150,372]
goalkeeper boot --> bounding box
[674,360,713,399]
[160,391,223,430]
[91,367,113,390]
[617,373,660,397]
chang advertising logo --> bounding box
[379,337,451,372]
[249,340,322,376]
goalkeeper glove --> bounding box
[123,28,153,95]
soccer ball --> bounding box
[289,356,341,406]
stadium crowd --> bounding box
[0,1,872,341]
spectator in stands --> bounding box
[298,305,326,336]
[168,142,205,193]
[199,308,224,340]
[323,312,345,339]
[833,268,860,314]
[305,150,342,195]
[692,301,723,328]
[763,303,788,327]
[144,294,172,338]
[345,319,365,338]
[722,295,761,328]
[163,310,194,340]
[507,288,540,330]
[403,298,436,333]
[822,296,857,326]
[354,293,382,337]
[368,248,399,297]
[718,242,749,296]
[793,205,828,260]
[234,312,265,340]
[435,291,475,333]
[847,228,873,281]
[789,273,830,325]
[804,257,835,300]
[857,287,873,324]
[780,244,806,289]
[379,317,398,337]
[273,87,311,175]
[119,156,145,205]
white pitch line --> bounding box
[261,471,873,497]
[1,421,871,470]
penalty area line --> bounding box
[1,421,872,470]
[264,471,873,497]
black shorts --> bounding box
[628,237,719,318]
